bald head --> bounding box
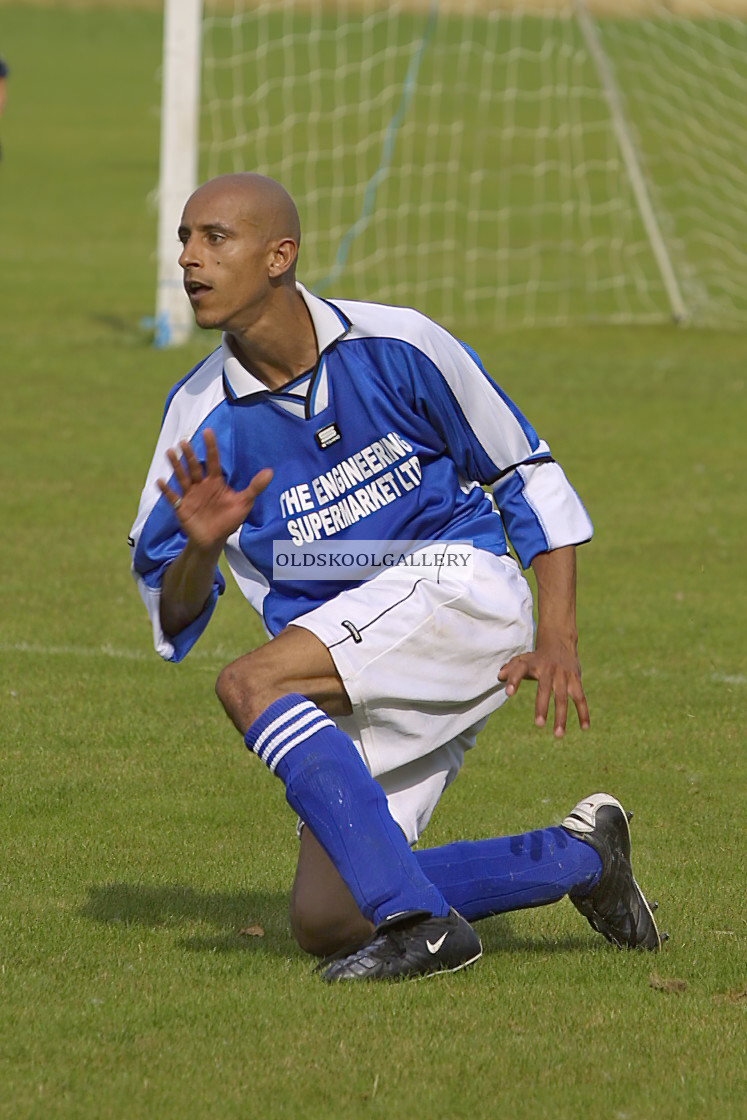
[190,172,301,250]
[178,172,309,340]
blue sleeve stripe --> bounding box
[494,472,551,568]
[493,460,594,568]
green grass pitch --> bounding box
[0,4,744,1119]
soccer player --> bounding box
[129,173,663,981]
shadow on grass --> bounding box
[88,313,154,346]
[79,881,299,957]
[80,883,593,960]
[477,915,593,956]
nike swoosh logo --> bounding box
[426,933,448,954]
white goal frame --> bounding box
[155,0,203,348]
[154,0,746,344]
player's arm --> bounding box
[405,328,591,734]
[157,429,272,637]
[159,538,226,639]
[498,545,590,737]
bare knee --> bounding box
[289,875,372,958]
[214,650,275,733]
[214,626,349,734]
[290,827,373,957]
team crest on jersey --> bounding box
[315,422,342,449]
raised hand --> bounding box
[157,428,273,550]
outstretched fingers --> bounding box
[157,429,219,511]
[534,668,554,731]
[537,667,590,737]
[179,438,207,484]
[241,468,274,507]
[155,428,273,546]
[163,445,190,495]
[497,654,529,700]
[543,669,572,738]
[156,475,182,511]
[569,675,591,732]
[498,651,590,737]
[203,427,223,478]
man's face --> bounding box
[177,183,275,334]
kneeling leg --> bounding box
[290,826,373,957]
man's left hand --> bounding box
[498,638,590,738]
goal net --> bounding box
[156,0,747,340]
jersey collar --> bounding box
[298,282,351,351]
[221,283,351,400]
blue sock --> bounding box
[414,828,602,922]
[244,694,449,927]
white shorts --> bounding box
[293,546,534,844]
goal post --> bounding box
[154,0,747,342]
[573,0,688,324]
[154,0,203,348]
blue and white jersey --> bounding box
[129,285,592,661]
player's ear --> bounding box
[268,237,298,279]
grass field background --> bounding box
[0,4,745,1118]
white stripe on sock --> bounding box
[267,717,337,773]
[251,700,315,756]
[257,707,332,765]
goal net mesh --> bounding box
[200,1,747,330]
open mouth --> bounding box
[185,280,211,299]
